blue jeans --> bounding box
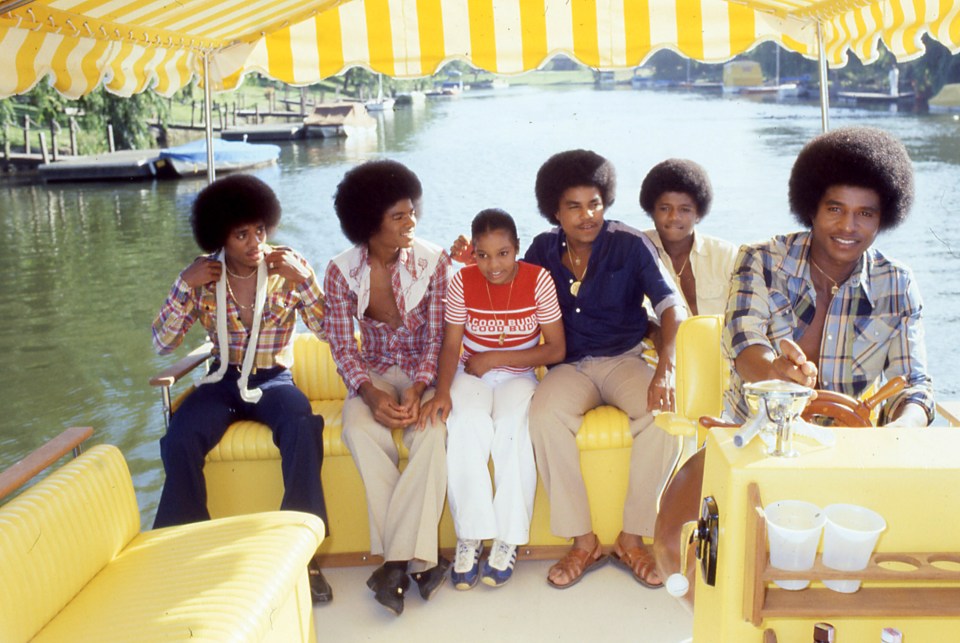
[153,366,327,529]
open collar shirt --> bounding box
[151,247,325,369]
[524,219,683,363]
[323,240,450,396]
[643,229,738,316]
[724,231,934,423]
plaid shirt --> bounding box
[724,231,934,423]
[323,243,450,395]
[152,248,325,369]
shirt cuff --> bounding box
[170,276,195,307]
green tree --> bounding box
[78,88,168,150]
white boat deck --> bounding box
[316,559,694,642]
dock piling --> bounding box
[49,119,60,162]
[69,118,78,156]
[107,124,115,153]
[39,131,49,164]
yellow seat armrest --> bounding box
[654,412,698,437]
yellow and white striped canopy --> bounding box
[1,0,958,98]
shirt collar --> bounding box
[647,228,705,257]
[786,231,875,307]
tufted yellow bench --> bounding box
[171,334,666,566]
[0,429,325,643]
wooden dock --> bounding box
[837,91,915,105]
[37,149,161,182]
[221,123,305,142]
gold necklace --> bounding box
[567,244,588,296]
[226,275,255,310]
[809,257,840,296]
[674,252,690,278]
[484,266,517,346]
[225,262,257,280]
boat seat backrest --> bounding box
[675,315,727,443]
[0,445,140,643]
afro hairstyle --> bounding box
[639,158,713,219]
[471,208,520,249]
[333,159,423,244]
[534,149,616,224]
[788,126,914,231]
[190,174,281,253]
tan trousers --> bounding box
[341,366,447,573]
[529,349,680,538]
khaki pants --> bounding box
[529,349,680,538]
[341,366,447,573]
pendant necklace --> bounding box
[484,266,517,346]
[809,256,840,296]
[567,244,588,297]
[674,252,690,279]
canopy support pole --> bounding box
[816,21,830,133]
[202,52,216,184]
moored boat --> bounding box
[929,83,960,113]
[155,138,280,178]
[303,102,377,137]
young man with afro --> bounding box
[522,149,687,590]
[324,159,451,616]
[151,173,332,602]
[724,126,934,426]
[638,158,737,316]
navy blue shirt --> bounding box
[524,219,682,363]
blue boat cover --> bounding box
[159,138,280,164]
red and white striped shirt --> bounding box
[446,261,561,375]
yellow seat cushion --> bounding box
[34,511,324,642]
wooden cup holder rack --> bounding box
[743,483,960,626]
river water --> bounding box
[2,85,959,522]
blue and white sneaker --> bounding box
[481,539,517,587]
[451,539,482,590]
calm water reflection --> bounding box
[2,86,958,523]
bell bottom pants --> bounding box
[446,369,538,546]
[529,349,680,539]
[153,366,327,530]
[341,366,447,574]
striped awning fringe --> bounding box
[0,0,957,98]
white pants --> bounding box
[446,368,538,545]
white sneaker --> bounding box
[481,539,517,587]
[451,539,482,590]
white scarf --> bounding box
[331,238,444,320]
[199,250,269,403]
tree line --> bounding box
[2,39,957,155]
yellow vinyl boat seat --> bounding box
[0,430,325,643]
[152,327,717,565]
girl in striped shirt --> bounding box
[419,208,565,589]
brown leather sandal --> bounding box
[546,539,607,589]
[611,532,663,589]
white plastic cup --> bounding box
[764,500,825,590]
[821,503,886,593]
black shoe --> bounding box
[366,564,389,591]
[367,561,408,591]
[412,556,451,601]
[373,567,410,616]
[308,560,333,604]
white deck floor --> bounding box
[315,559,694,642]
